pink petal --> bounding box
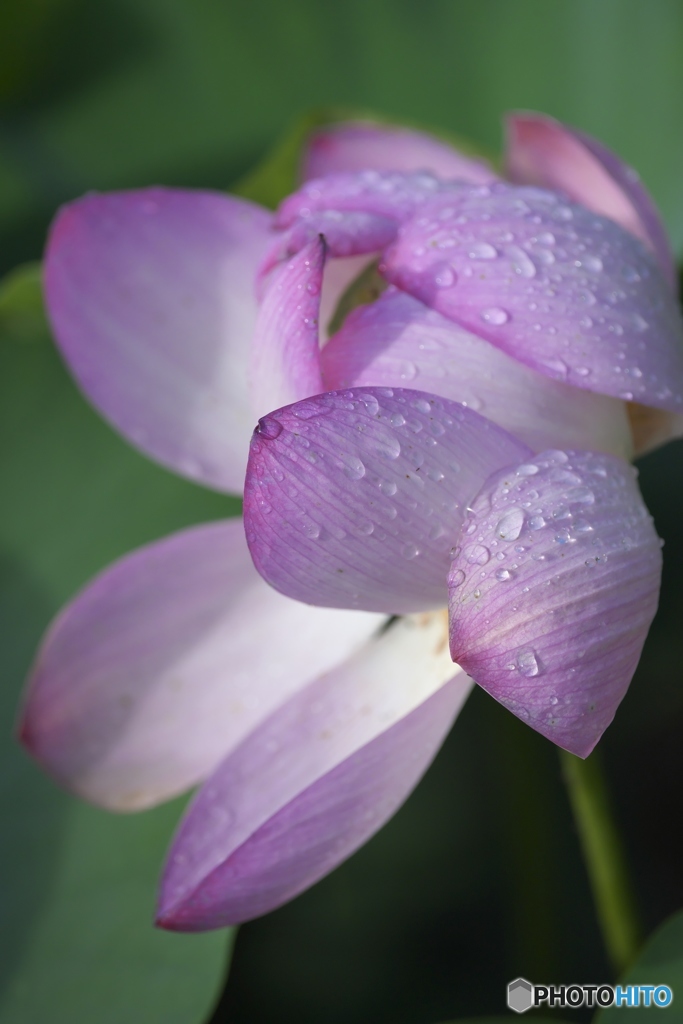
[506,112,677,289]
[44,188,274,494]
[322,288,632,459]
[157,611,472,929]
[302,121,498,185]
[275,170,463,231]
[250,238,325,415]
[448,449,662,757]
[244,387,531,614]
[384,184,683,413]
[20,518,384,810]
[257,210,396,283]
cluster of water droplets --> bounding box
[276,169,466,228]
[247,388,531,610]
[384,183,683,411]
[447,445,658,727]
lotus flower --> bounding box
[20,113,682,931]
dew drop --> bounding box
[468,544,490,565]
[342,455,366,480]
[516,649,540,677]
[529,514,546,531]
[257,415,283,439]
[450,569,465,588]
[495,568,511,581]
[508,245,536,278]
[399,361,418,380]
[480,307,509,326]
[469,241,498,259]
[380,479,397,496]
[496,508,525,540]
[434,266,455,288]
[402,542,420,560]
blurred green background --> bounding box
[2,1,683,1022]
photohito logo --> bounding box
[507,978,673,1012]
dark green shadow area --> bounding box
[0,548,68,995]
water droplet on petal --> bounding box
[402,543,420,560]
[496,508,524,540]
[450,565,466,589]
[495,568,511,581]
[516,649,541,677]
[468,544,490,565]
[434,265,455,288]
[468,242,498,259]
[257,415,283,439]
[480,307,509,326]
[342,455,366,480]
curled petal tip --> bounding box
[505,111,677,288]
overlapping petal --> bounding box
[322,287,633,459]
[258,210,396,282]
[448,449,662,757]
[244,387,531,613]
[506,112,677,289]
[21,519,384,810]
[302,121,498,184]
[250,237,325,414]
[44,188,273,493]
[157,611,472,929]
[384,184,683,412]
[275,170,463,231]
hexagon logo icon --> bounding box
[507,978,533,1013]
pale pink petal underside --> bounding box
[21,519,384,810]
[157,612,472,929]
[44,188,273,493]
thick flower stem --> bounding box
[560,748,641,974]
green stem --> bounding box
[560,748,641,974]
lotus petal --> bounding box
[244,387,530,613]
[157,611,472,929]
[302,121,497,184]
[506,112,677,289]
[21,519,384,810]
[44,188,275,493]
[322,287,632,459]
[448,449,662,756]
[250,237,325,414]
[384,184,683,412]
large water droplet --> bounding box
[342,455,366,480]
[468,544,490,565]
[257,415,283,439]
[480,307,510,326]
[508,245,536,278]
[450,568,466,588]
[496,508,525,540]
[516,649,540,677]
[469,242,498,259]
[434,265,456,288]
